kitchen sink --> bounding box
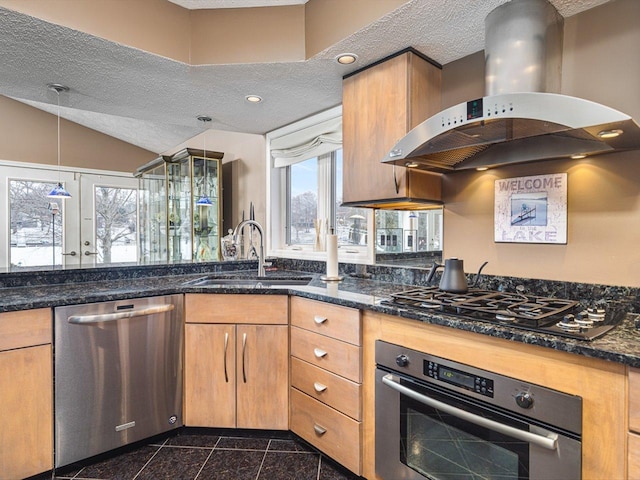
[183,275,313,288]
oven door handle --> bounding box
[381,374,558,451]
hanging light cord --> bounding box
[56,88,61,183]
[46,84,71,198]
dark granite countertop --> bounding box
[1,269,639,368]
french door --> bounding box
[1,163,138,269]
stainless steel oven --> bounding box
[375,341,582,480]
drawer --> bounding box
[185,294,288,324]
[291,326,361,383]
[290,388,361,475]
[630,432,640,480]
[290,297,361,345]
[631,368,640,433]
[291,357,361,420]
[0,308,51,351]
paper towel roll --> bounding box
[326,234,338,278]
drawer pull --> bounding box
[313,424,327,436]
[313,315,328,324]
[313,382,328,392]
[314,348,327,358]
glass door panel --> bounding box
[2,167,79,269]
[193,156,220,262]
[9,179,65,268]
[79,174,139,267]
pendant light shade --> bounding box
[48,182,72,198]
[195,195,213,206]
[47,83,71,199]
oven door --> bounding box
[375,368,581,480]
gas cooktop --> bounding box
[382,286,626,340]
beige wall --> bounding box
[562,0,640,119]
[0,0,191,63]
[191,6,305,64]
[305,0,408,58]
[440,0,640,287]
[0,96,155,172]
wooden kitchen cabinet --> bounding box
[289,297,363,475]
[184,294,289,430]
[342,49,443,208]
[0,309,52,480]
[629,367,640,479]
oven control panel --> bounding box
[424,360,495,398]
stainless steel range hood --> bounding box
[383,0,640,173]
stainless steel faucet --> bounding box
[233,219,265,277]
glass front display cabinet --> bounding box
[136,148,223,263]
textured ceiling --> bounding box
[0,0,611,155]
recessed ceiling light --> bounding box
[598,128,623,139]
[245,95,262,103]
[570,153,587,159]
[335,53,358,65]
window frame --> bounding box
[266,106,374,264]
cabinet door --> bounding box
[236,325,289,430]
[630,433,640,480]
[0,345,53,480]
[630,367,640,432]
[343,51,441,205]
[184,324,236,427]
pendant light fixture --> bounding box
[47,83,72,198]
[195,115,213,206]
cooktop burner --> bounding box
[383,286,626,340]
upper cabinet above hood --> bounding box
[383,0,640,173]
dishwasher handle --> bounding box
[67,304,175,324]
[381,373,558,451]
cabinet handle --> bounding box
[313,348,327,358]
[242,332,247,383]
[313,382,327,393]
[223,332,229,383]
[313,424,327,436]
[313,315,328,324]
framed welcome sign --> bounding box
[494,173,567,244]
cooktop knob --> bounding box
[515,392,534,409]
[396,354,410,367]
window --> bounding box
[287,156,319,246]
[285,150,369,248]
[335,150,369,248]
[267,106,373,263]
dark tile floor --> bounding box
[48,429,362,480]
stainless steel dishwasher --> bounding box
[54,294,184,468]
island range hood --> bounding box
[383,0,640,173]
